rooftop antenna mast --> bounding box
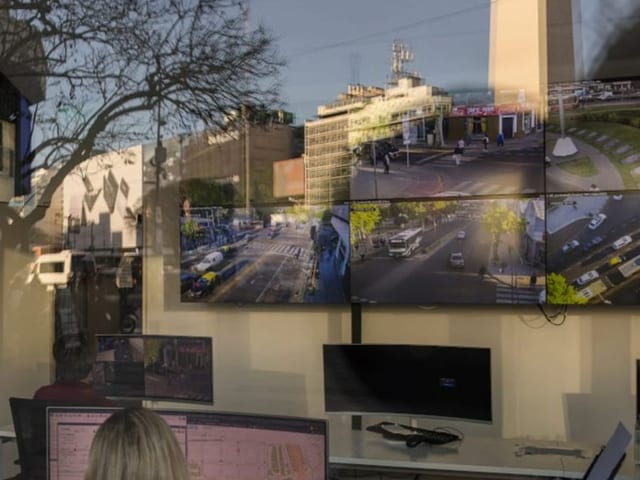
[391,40,414,82]
[349,52,361,86]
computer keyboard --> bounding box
[366,421,461,446]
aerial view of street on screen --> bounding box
[546,191,640,305]
[546,78,640,193]
[179,200,349,304]
[348,99,545,201]
[350,197,545,305]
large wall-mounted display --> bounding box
[178,77,640,307]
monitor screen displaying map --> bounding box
[47,406,327,480]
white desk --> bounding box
[0,425,15,442]
[328,421,638,479]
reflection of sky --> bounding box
[251,0,491,123]
[578,0,638,78]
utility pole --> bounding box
[151,101,167,254]
[243,104,250,215]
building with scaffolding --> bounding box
[304,42,452,205]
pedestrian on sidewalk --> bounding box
[497,132,505,147]
[453,138,464,166]
[482,134,489,151]
[383,152,390,174]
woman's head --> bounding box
[84,407,190,480]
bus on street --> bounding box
[387,228,423,257]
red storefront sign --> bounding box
[450,103,533,117]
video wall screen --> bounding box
[178,77,640,306]
[93,335,213,404]
[179,202,350,305]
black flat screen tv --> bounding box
[323,344,492,422]
[92,334,213,404]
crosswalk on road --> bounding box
[495,284,543,304]
[250,242,309,259]
[448,181,538,196]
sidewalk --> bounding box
[546,132,624,191]
[484,234,545,282]
[546,195,608,235]
[351,154,447,199]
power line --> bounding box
[288,1,495,58]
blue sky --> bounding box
[250,0,492,123]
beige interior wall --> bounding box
[0,242,639,449]
[0,248,54,425]
[141,229,640,443]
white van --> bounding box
[28,250,96,289]
[193,251,224,273]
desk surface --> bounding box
[0,424,15,441]
[328,421,638,479]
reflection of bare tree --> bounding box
[0,0,284,254]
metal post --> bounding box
[351,302,362,430]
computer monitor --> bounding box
[92,334,213,404]
[47,406,328,480]
[323,344,492,422]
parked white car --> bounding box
[612,235,632,250]
[576,270,599,286]
[588,213,607,230]
[562,240,580,253]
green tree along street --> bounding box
[546,272,588,305]
[481,203,526,265]
[180,219,202,244]
[350,203,382,245]
[180,179,239,207]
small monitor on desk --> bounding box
[323,344,492,422]
[47,406,328,480]
[92,334,213,404]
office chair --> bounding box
[9,397,101,480]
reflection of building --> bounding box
[63,147,144,251]
[0,10,46,201]
[305,44,452,205]
[546,0,580,83]
[272,157,304,199]
[489,0,546,106]
[522,198,545,265]
[182,123,299,206]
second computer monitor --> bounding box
[93,334,213,404]
[323,343,492,422]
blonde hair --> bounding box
[84,407,190,480]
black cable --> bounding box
[537,303,568,326]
